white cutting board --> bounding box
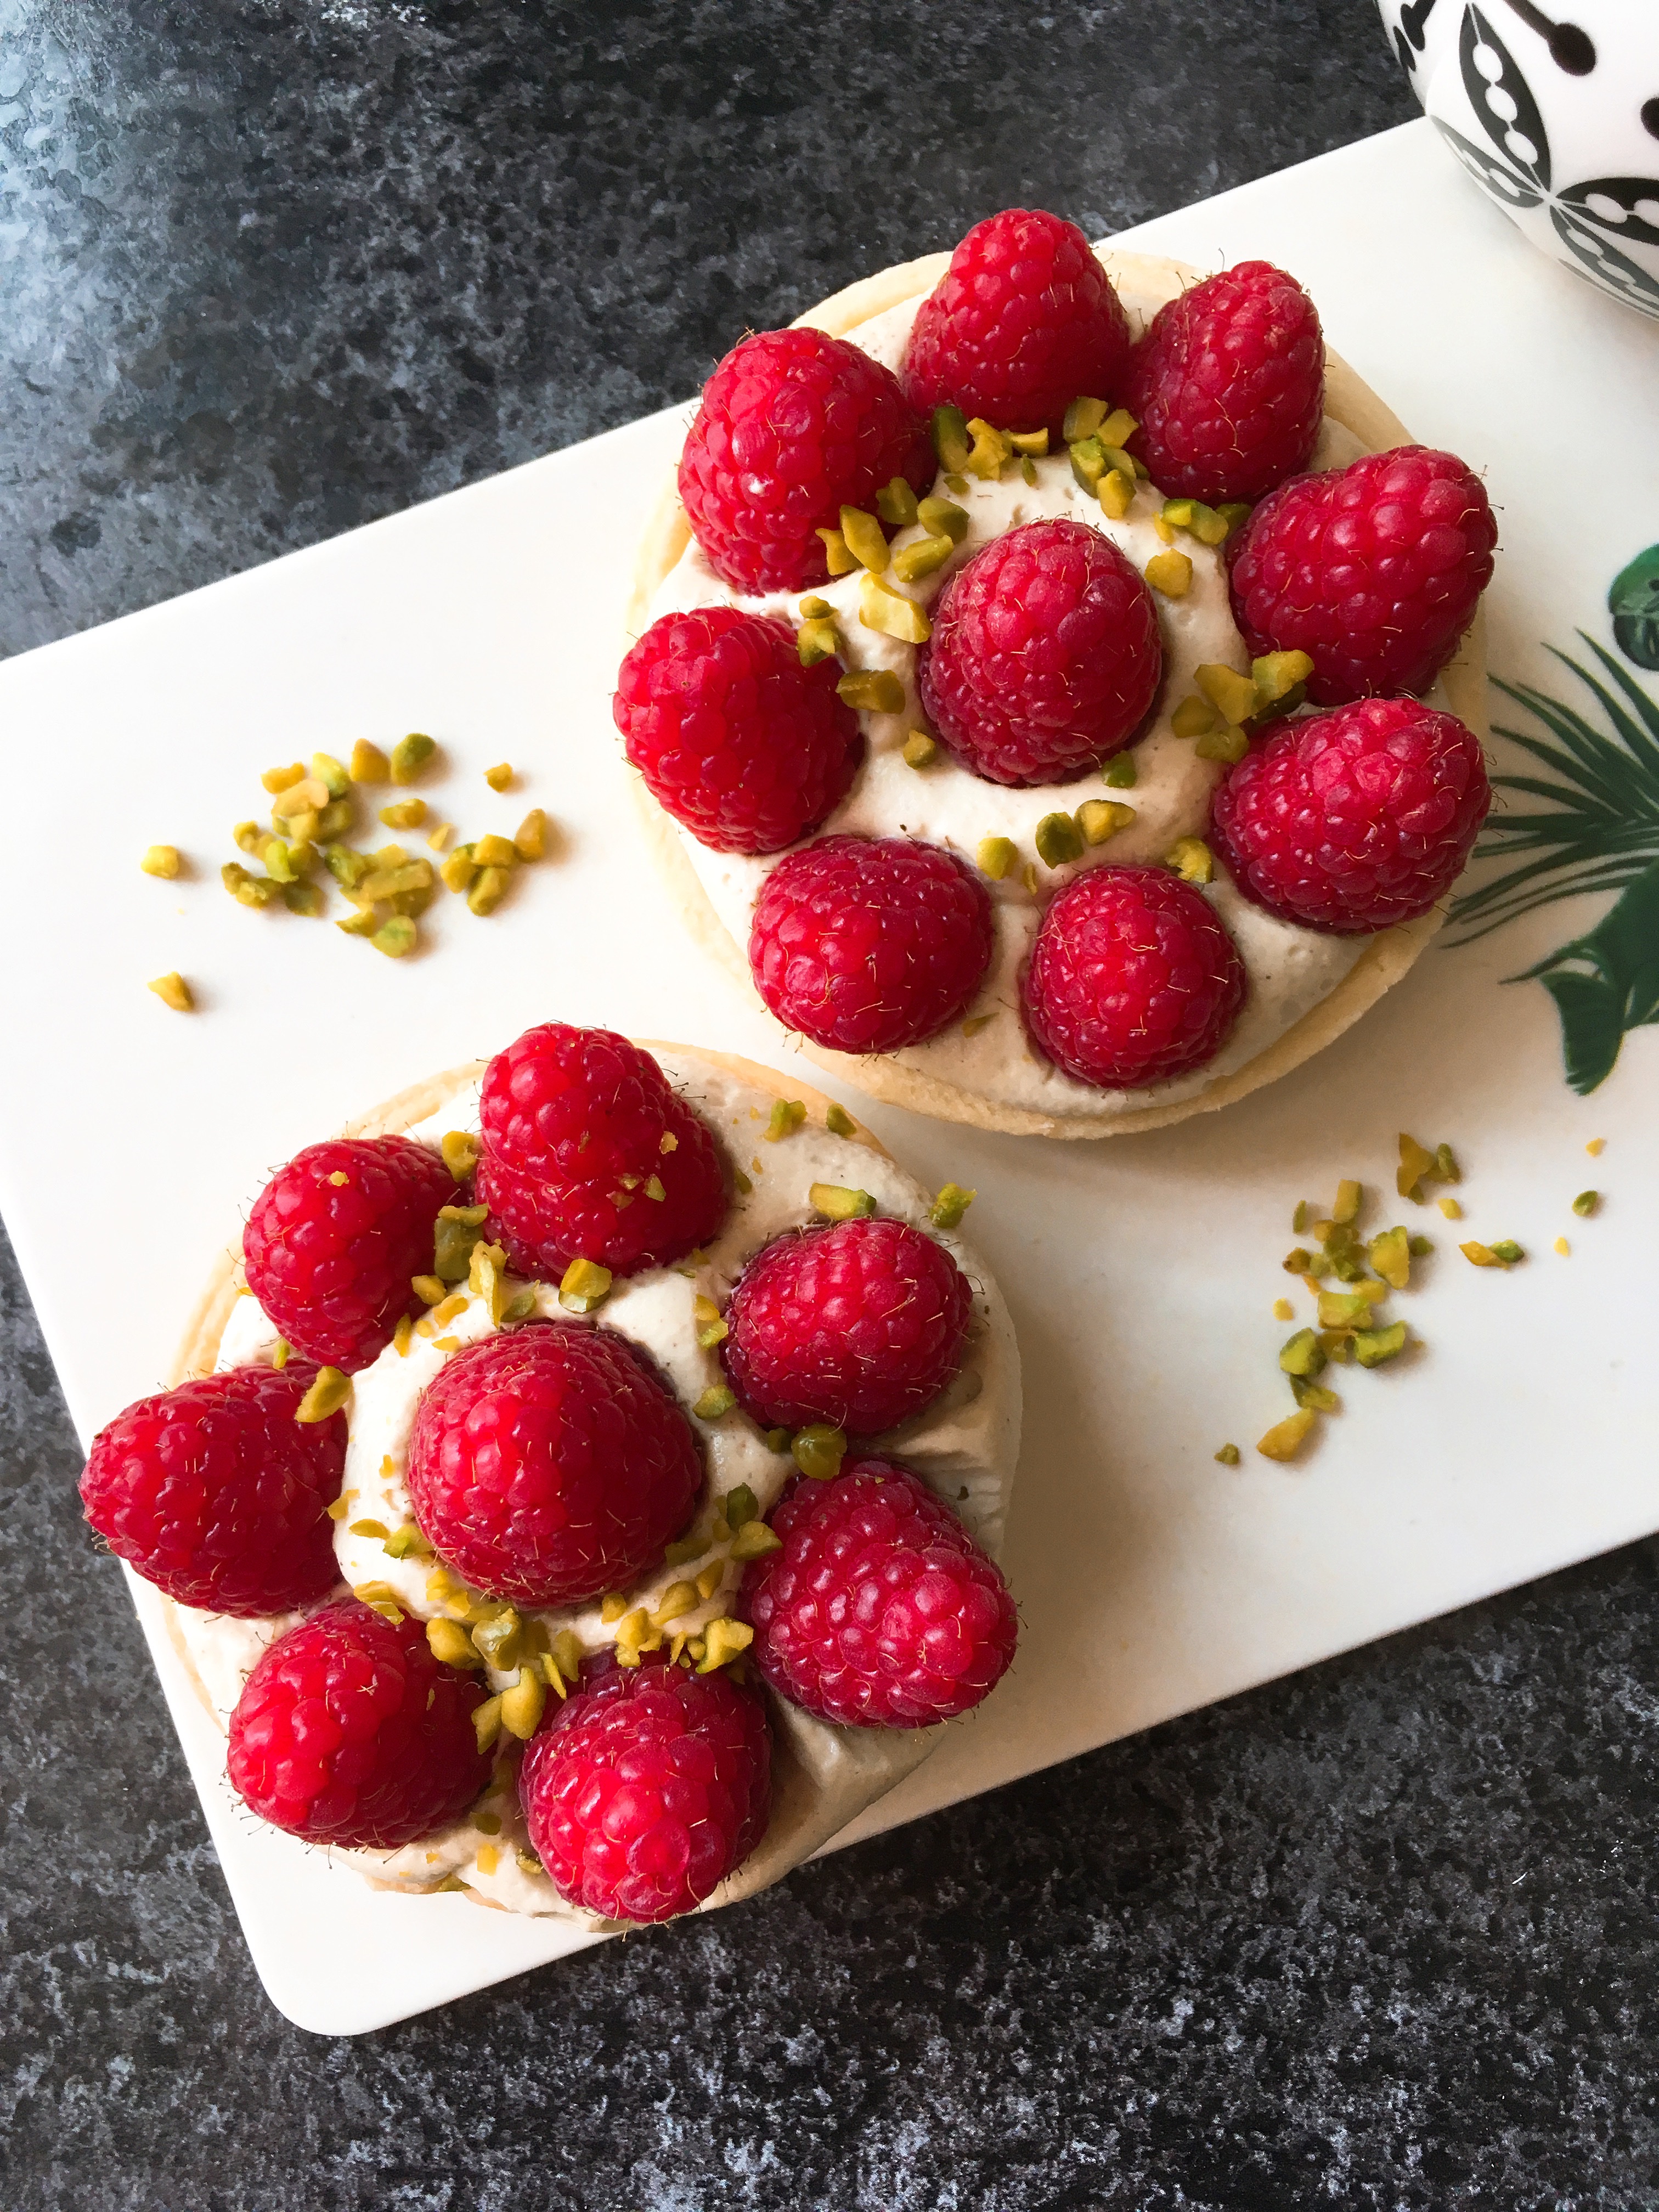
[5,119,1656,2032]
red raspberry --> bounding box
[243,1135,455,1373]
[1226,447,1497,704]
[614,606,861,855]
[1023,865,1246,1090]
[79,1362,347,1616]
[1121,261,1324,506]
[747,835,993,1053]
[721,1217,972,1436]
[917,520,1162,786]
[518,1650,770,1924]
[678,327,933,595]
[1209,697,1491,935]
[227,1597,490,1848]
[902,207,1131,438]
[476,1024,727,1279]
[406,1323,701,1607]
[739,1458,1018,1727]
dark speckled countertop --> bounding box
[5,5,1658,2205]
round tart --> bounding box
[624,223,1493,1139]
[88,1028,1019,1928]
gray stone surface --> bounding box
[7,3,1657,2205]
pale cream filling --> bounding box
[178,1053,1018,1920]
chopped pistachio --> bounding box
[693,1293,728,1349]
[825,1101,857,1137]
[1291,1201,1310,1234]
[1008,427,1048,458]
[1184,501,1229,546]
[358,859,433,901]
[1035,811,1084,867]
[272,1338,291,1369]
[1587,1137,1606,1157]
[272,776,330,819]
[550,1630,583,1686]
[483,763,514,792]
[651,1579,700,1629]
[234,821,264,856]
[612,1607,659,1667]
[799,595,830,619]
[1097,467,1135,520]
[383,1523,432,1561]
[140,844,182,880]
[792,1423,847,1481]
[393,1312,414,1356]
[963,416,1012,479]
[1171,695,1219,740]
[1331,1180,1362,1226]
[373,915,417,958]
[1251,650,1314,705]
[439,1130,479,1183]
[836,668,905,714]
[558,1255,612,1312]
[1103,752,1138,789]
[1367,1225,1410,1290]
[1195,663,1260,725]
[1407,1235,1433,1259]
[1069,433,1106,493]
[697,1617,754,1674]
[146,971,194,1012]
[1216,501,1252,537]
[765,1098,806,1142]
[1354,1321,1409,1368]
[860,573,931,644]
[732,1167,753,1196]
[325,845,374,890]
[892,532,954,583]
[1397,1132,1438,1201]
[326,1491,355,1521]
[296,1367,352,1422]
[1272,1297,1295,1322]
[810,1182,877,1221]
[501,1288,538,1324]
[349,739,389,783]
[499,1666,545,1741]
[764,1427,792,1453]
[1279,1328,1327,1379]
[816,526,856,576]
[1078,796,1131,843]
[1062,396,1108,442]
[1214,1443,1242,1466]
[379,798,427,830]
[315,797,353,842]
[440,844,478,893]
[1322,1330,1357,1365]
[876,476,920,528]
[1165,836,1215,885]
[222,862,278,909]
[470,833,516,870]
[283,879,325,917]
[840,505,890,572]
[693,1384,736,1420]
[961,1012,996,1037]
[1194,724,1249,764]
[1291,1378,1342,1413]
[426,1289,470,1331]
[642,1174,665,1203]
[1492,1240,1525,1264]
[926,1183,974,1234]
[730,1519,782,1562]
[513,809,549,862]
[1145,550,1194,598]
[976,835,1017,881]
[797,614,840,666]
[472,1695,504,1753]
[308,751,348,799]
[1283,1246,1316,1276]
[599,1592,629,1624]
[411,1274,446,1305]
[1437,1197,1463,1220]
[262,761,306,794]
[1152,512,1175,545]
[390,732,437,784]
[1461,1240,1506,1269]
[660,1131,679,1155]
[930,404,972,473]
[427,1617,482,1668]
[1434,1143,1460,1184]
[468,866,510,916]
[1572,1189,1598,1216]
[1318,1289,1374,1330]
[917,495,969,544]
[1022,862,1038,893]
[1555,1236,1571,1256]
[469,1239,509,1325]
[1257,1408,1317,1462]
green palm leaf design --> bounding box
[1447,634,1659,945]
[1448,632,1659,1094]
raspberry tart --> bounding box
[625,212,1493,1138]
[84,1024,1019,1928]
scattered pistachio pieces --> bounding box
[697,1617,754,1674]
[1165,836,1215,886]
[825,1101,857,1138]
[1279,1328,1326,1379]
[343,740,385,782]
[860,573,931,643]
[816,526,856,576]
[514,809,549,861]
[810,1182,876,1221]
[1195,663,1259,725]
[693,1293,728,1350]
[929,1183,975,1231]
[295,1367,351,1423]
[1214,1443,1242,1466]
[472,1696,504,1753]
[1555,1237,1571,1256]
[1354,1321,1408,1368]
[1438,1197,1463,1220]
[1397,1132,1459,1202]
[1331,1180,1361,1226]
[468,866,510,916]
[837,667,905,714]
[373,916,417,958]
[440,844,477,893]
[917,495,969,544]
[1098,468,1135,519]
[1367,1226,1410,1290]
[902,729,939,769]
[1194,724,1249,764]
[764,1427,791,1453]
[892,533,954,583]
[441,1129,479,1181]
[1273,1297,1294,1322]
[840,505,890,572]
[500,1666,545,1741]
[1171,694,1219,740]
[146,971,194,1012]
[1035,811,1084,867]
[793,1424,847,1481]
[393,1312,414,1356]
[693,1384,736,1421]
[976,835,1017,882]
[140,844,182,880]
[1103,751,1138,788]
[1408,1234,1434,1258]
[428,1617,482,1668]
[390,732,437,784]
[483,763,514,792]
[1062,396,1108,442]
[1587,1137,1606,1157]
[729,1519,782,1564]
[876,477,920,528]
[961,1013,996,1037]
[1144,549,1193,598]
[379,799,427,830]
[1257,1409,1316,1463]
[1291,1378,1342,1413]
[559,1255,612,1313]
[765,1098,806,1142]
[1572,1189,1599,1216]
[1461,1239,1522,1269]
[798,614,839,665]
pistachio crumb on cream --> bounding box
[187,1051,1019,1923]
[647,269,1456,1123]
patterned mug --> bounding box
[1375,0,1659,318]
